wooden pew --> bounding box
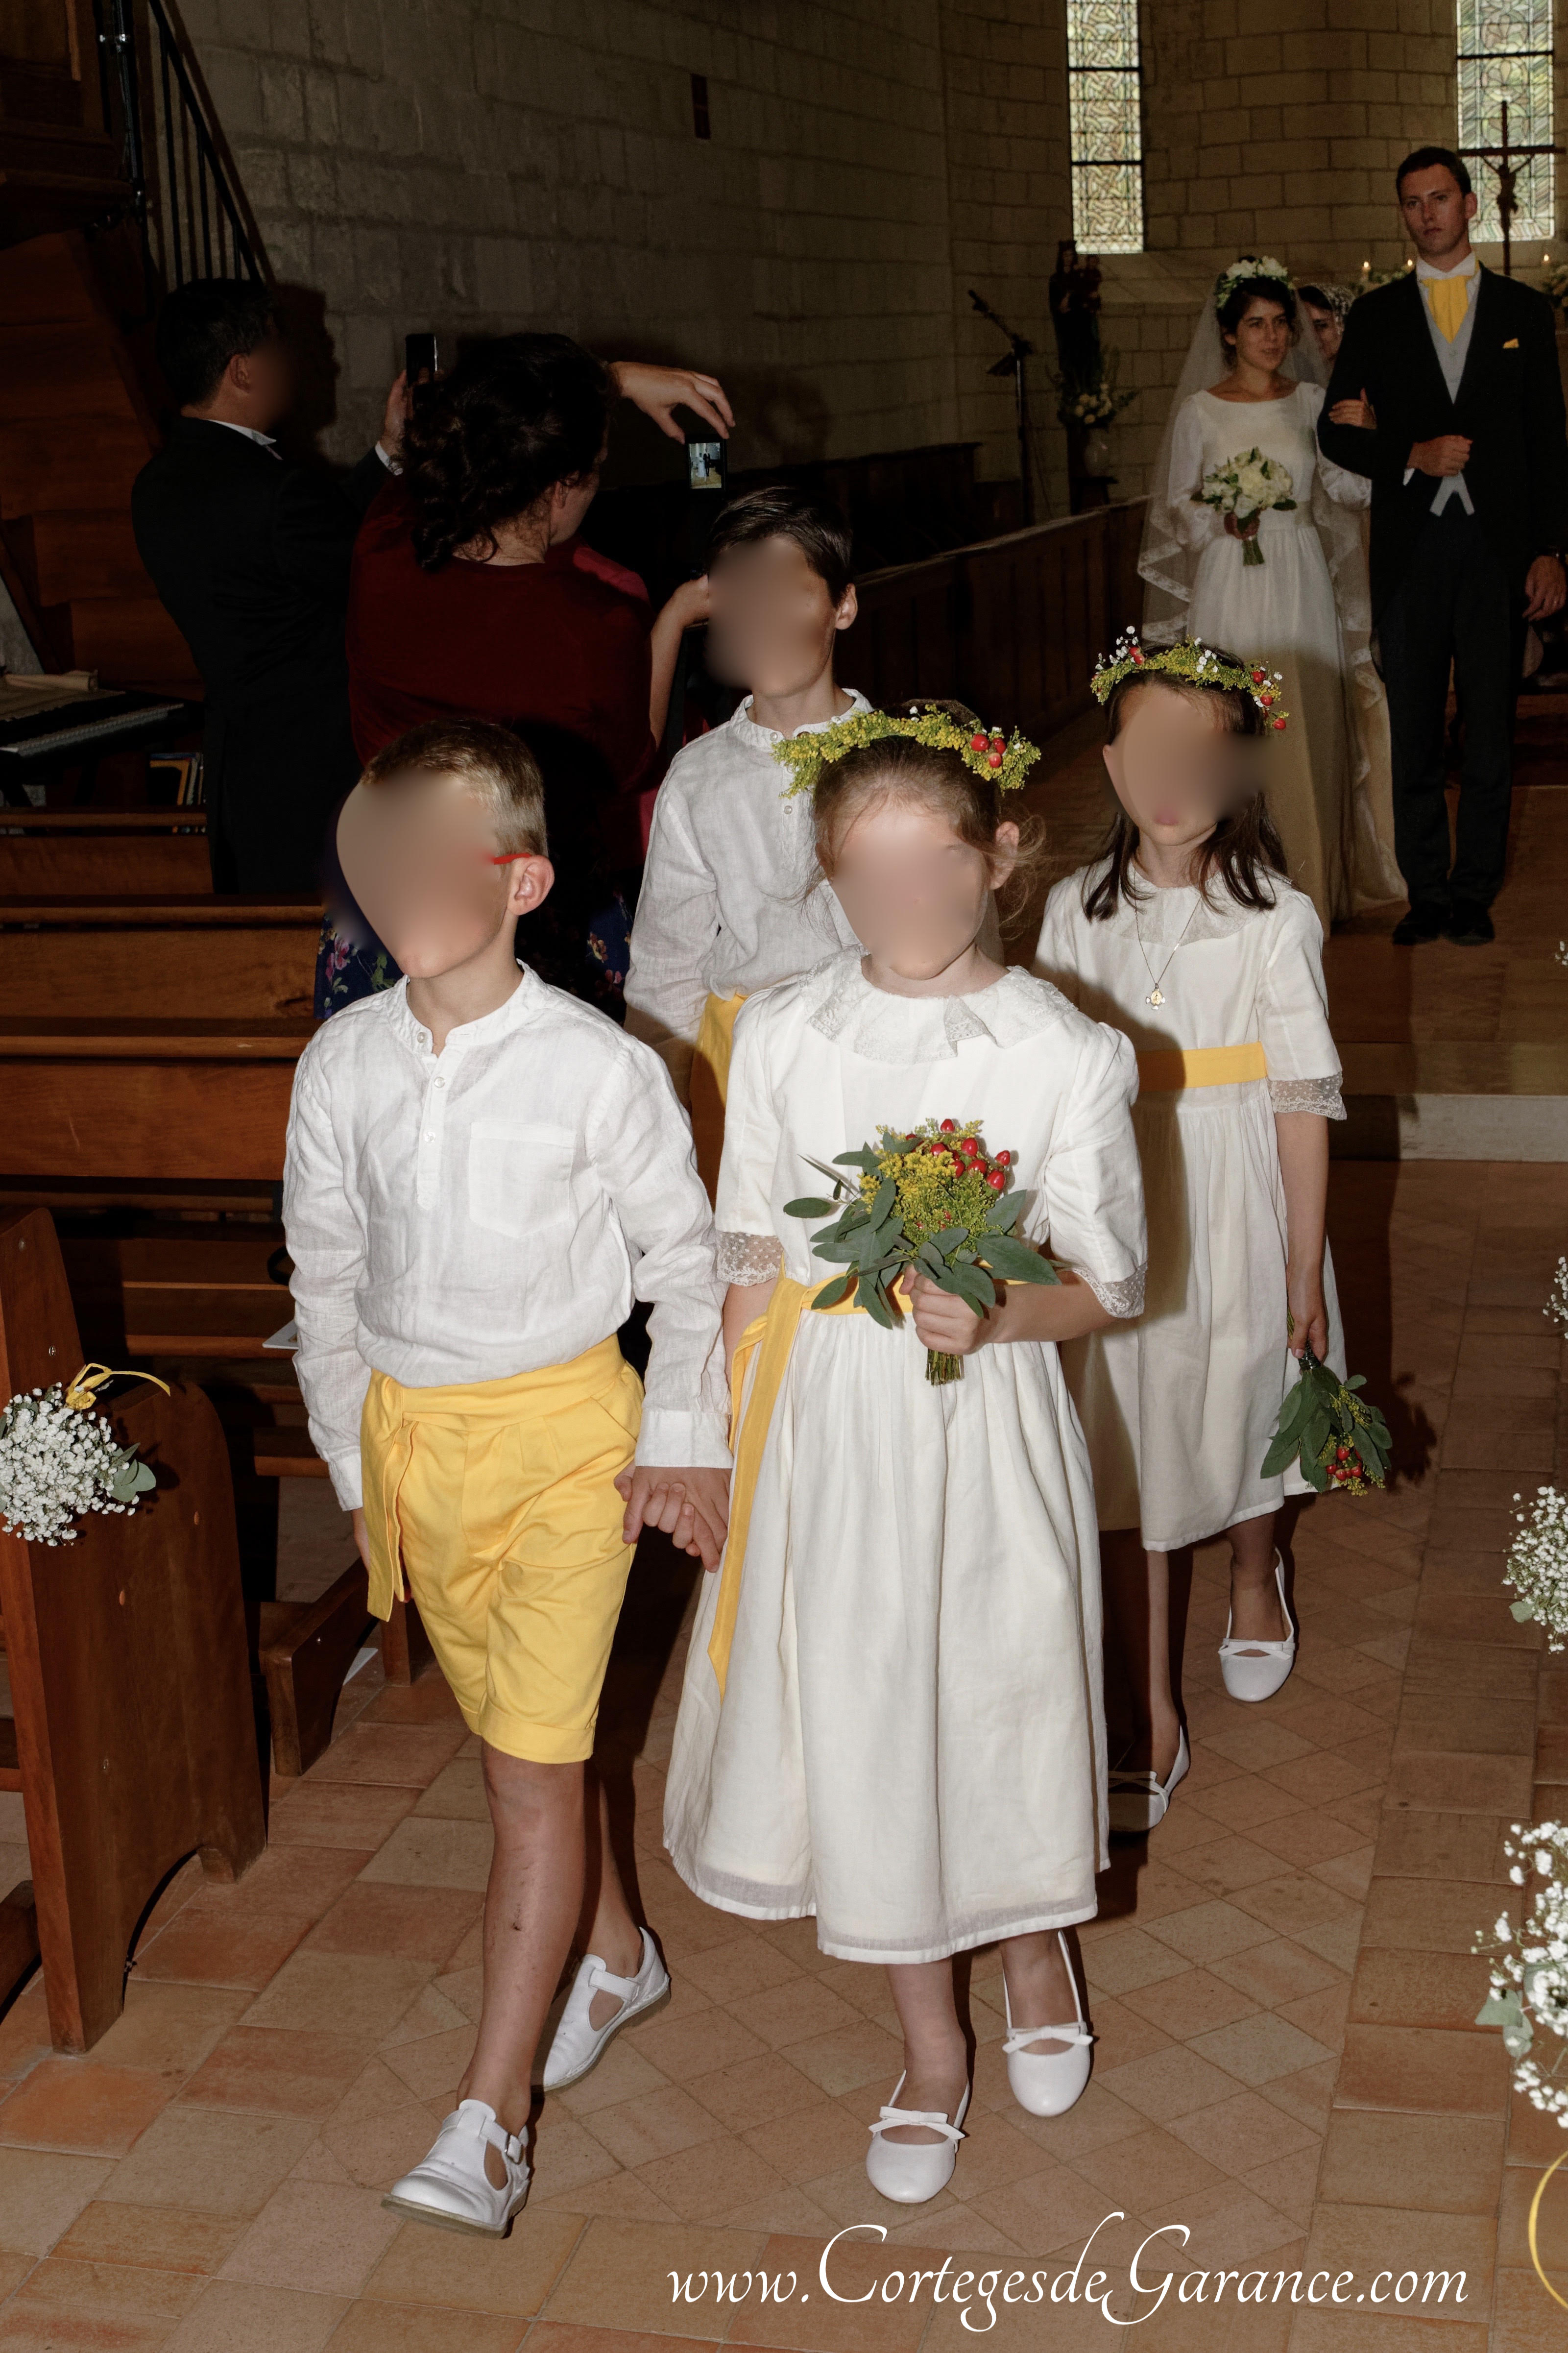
[0,1206,265,2050]
[0,897,320,1020]
[0,810,210,897]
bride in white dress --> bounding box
[1139,258,1402,927]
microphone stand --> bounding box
[968,288,1036,526]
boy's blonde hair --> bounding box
[361,719,548,857]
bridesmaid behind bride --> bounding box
[1139,258,1402,927]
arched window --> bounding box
[1457,0,1554,242]
[1066,0,1144,254]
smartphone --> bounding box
[685,431,727,493]
[404,332,438,401]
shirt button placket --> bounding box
[417,1063,448,1208]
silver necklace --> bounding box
[1134,895,1200,1007]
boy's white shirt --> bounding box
[283,969,731,1509]
[623,689,869,1092]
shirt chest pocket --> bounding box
[466,1120,577,1241]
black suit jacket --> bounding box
[1316,267,1568,617]
[132,419,385,891]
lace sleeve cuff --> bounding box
[717,1230,784,1285]
[1081,1264,1146,1319]
[1269,1075,1347,1120]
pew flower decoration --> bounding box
[784,1120,1060,1385]
[1193,450,1298,566]
[1261,1343,1390,1494]
[0,1374,158,1548]
[1474,1825,1568,2125]
[1547,1256,1568,1330]
[1505,1487,1568,1652]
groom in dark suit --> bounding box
[1318,146,1568,945]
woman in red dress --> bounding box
[320,336,727,1015]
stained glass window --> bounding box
[1457,0,1554,243]
[1066,0,1143,255]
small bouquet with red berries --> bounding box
[1262,1344,1390,1494]
[784,1119,1059,1384]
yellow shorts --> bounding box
[360,1338,643,1762]
[691,988,745,1203]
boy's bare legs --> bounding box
[883,1961,968,2143]
[1227,1510,1289,1645]
[580,1770,648,2029]
[457,1745,586,2172]
[1101,1526,1182,1779]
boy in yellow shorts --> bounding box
[284,718,729,2235]
[624,486,866,1194]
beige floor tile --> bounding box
[176,2029,371,2121]
[584,2085,730,2173]
[537,2215,765,2334]
[684,2053,823,2135]
[1167,2090,1319,2177]
[161,2280,347,2353]
[218,2180,402,2295]
[1186,2013,1334,2087]
[355,1817,495,1891]
[0,2147,114,2256]
[1097,2043,1239,2124]
[325,2301,525,2352]
[97,2107,316,2218]
[239,1952,435,2039]
[90,1985,252,2084]
[52,2201,246,2275]
[1316,2110,1506,2214]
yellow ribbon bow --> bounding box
[1424,273,1470,343]
[62,1363,171,1411]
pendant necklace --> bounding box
[1134,895,1200,1007]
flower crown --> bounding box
[1090,631,1289,731]
[773,704,1042,799]
[1214,254,1292,315]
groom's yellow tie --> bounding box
[1424,274,1471,343]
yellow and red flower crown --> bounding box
[773,704,1041,799]
[1090,631,1289,732]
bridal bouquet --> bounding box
[785,1120,1059,1385]
[1261,1344,1390,1493]
[1193,449,1297,567]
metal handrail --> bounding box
[90,0,262,304]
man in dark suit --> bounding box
[1318,146,1568,945]
[133,281,402,892]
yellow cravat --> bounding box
[1424,273,1470,343]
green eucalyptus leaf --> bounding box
[1510,1598,1536,1622]
[784,1196,838,1220]
[977,1235,1054,1284]
[1260,1435,1299,1480]
[933,1226,969,1253]
[811,1274,854,1309]
[870,1177,895,1225]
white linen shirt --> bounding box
[623,690,868,1087]
[283,970,731,1508]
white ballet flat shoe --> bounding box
[537,1927,671,2092]
[865,2072,970,2204]
[1218,1552,1297,1702]
[1002,1931,1096,2117]
[383,2098,530,2235]
[1109,1723,1190,1837]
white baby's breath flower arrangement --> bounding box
[1548,1257,1568,1330]
[1506,1487,1568,1650]
[1476,1825,1568,2124]
[0,1382,156,1547]
[1193,449,1297,566]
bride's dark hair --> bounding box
[401,333,614,571]
[1083,660,1286,920]
[1216,277,1298,365]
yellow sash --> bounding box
[1136,1042,1267,1093]
[708,1274,863,1695]
[695,990,748,1108]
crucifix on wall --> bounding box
[1463,98,1563,277]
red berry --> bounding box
[970,732,987,752]
[1131,648,1144,664]
[986,1170,1006,1190]
[995,1149,1012,1166]
[987,750,1003,769]
[1273,716,1286,730]
[1259,691,1273,706]
[940,1119,957,1133]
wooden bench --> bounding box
[0,811,210,897]
[0,897,320,1020]
[0,1206,265,2050]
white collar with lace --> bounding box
[805,951,1072,1062]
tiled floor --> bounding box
[0,1157,1564,2349]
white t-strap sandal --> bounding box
[383,2098,530,2236]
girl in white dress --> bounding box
[665,713,1147,2204]
[1035,637,1347,1838]
[1140,258,1402,928]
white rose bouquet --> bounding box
[1193,448,1297,567]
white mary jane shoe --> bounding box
[1002,1931,1096,2117]
[383,2098,530,2236]
[865,2072,970,2204]
[537,1927,671,2092]
[1218,1552,1297,1703]
[1109,1723,1190,1837]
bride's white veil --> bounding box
[1137,276,1402,907]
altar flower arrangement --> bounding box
[1261,1343,1390,1493]
[0,1380,157,1547]
[1505,1487,1568,1651]
[1194,449,1298,566]
[1475,1824,1568,2126]
[785,1120,1060,1384]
